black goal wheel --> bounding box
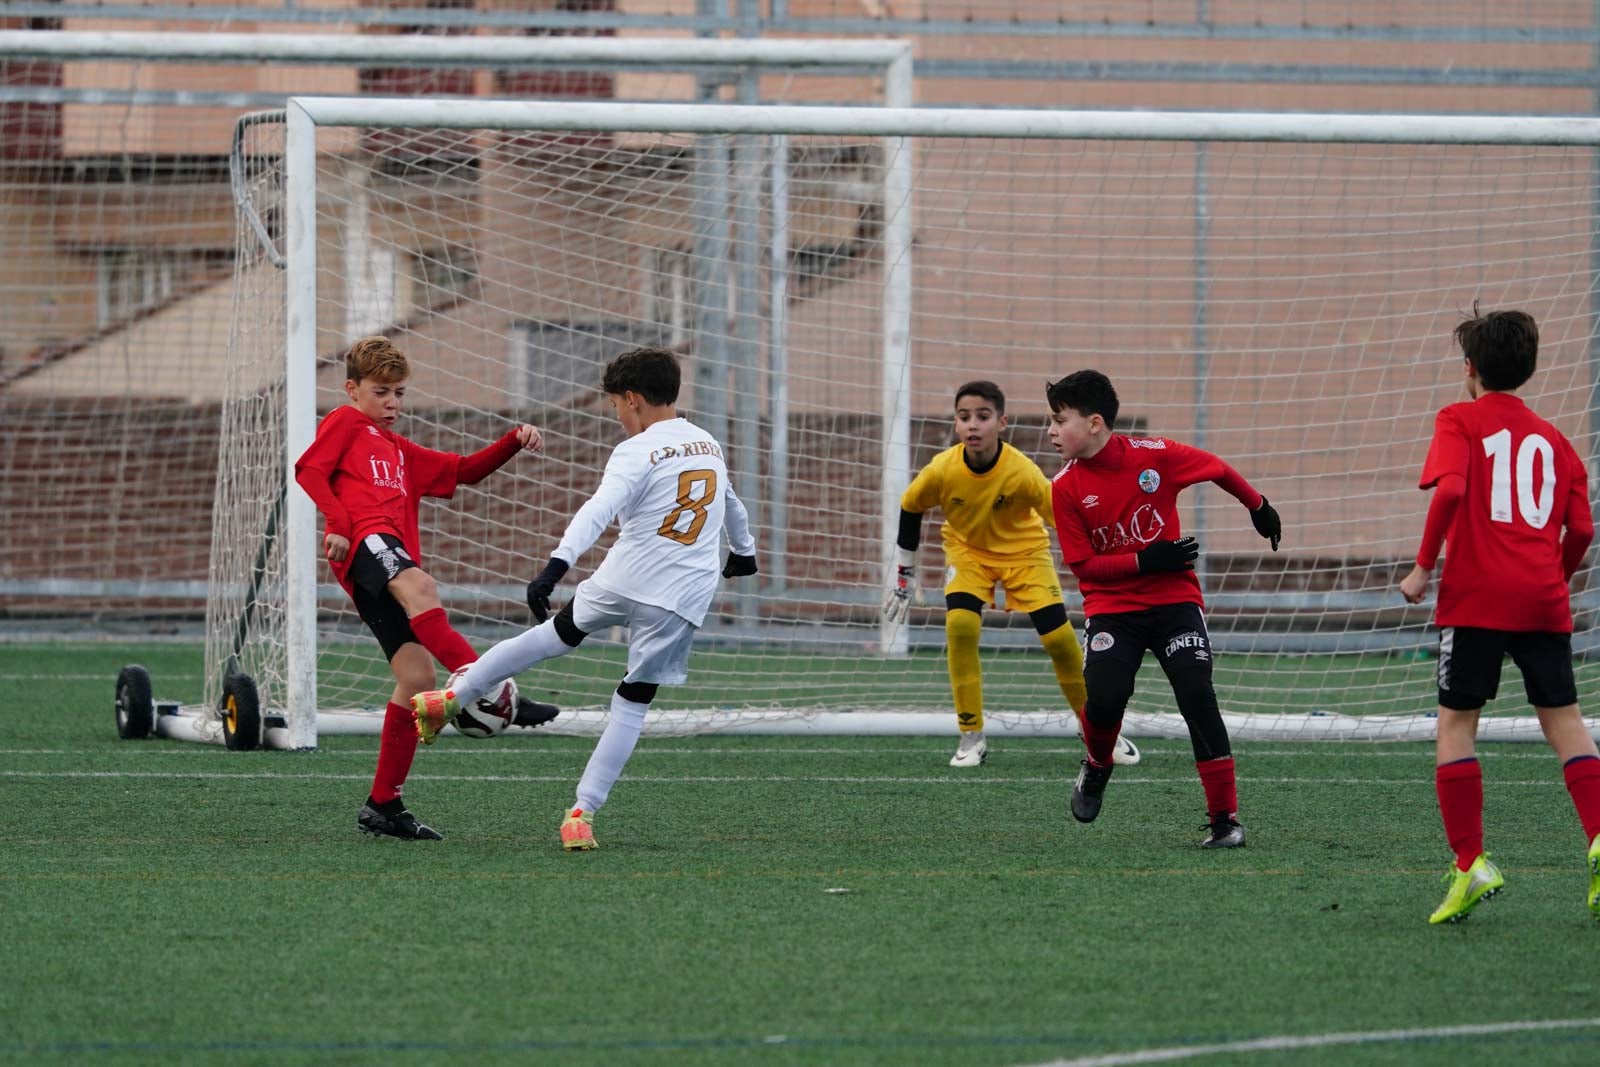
[220,672,262,751]
[115,665,155,740]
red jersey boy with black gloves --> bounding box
[1046,369,1280,848]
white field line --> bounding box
[0,769,1574,787]
[1025,1016,1600,1067]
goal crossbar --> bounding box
[291,98,1600,145]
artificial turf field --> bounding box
[3,642,1599,1066]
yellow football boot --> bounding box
[1428,853,1504,925]
[560,807,597,852]
[410,688,460,745]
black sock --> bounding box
[367,795,405,815]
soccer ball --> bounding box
[446,669,518,739]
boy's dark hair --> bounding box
[602,346,681,406]
[345,336,409,384]
[954,380,1006,415]
[1046,369,1119,430]
[1454,307,1538,392]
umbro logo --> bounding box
[1081,495,1099,508]
[367,426,380,436]
[950,496,966,507]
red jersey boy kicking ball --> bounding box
[294,335,554,841]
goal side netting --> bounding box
[210,101,1600,746]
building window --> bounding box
[415,246,478,306]
[98,251,175,328]
[645,246,692,345]
[95,249,230,329]
[512,318,669,406]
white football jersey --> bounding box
[552,417,756,626]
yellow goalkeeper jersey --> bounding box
[901,442,1054,563]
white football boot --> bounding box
[1111,734,1142,766]
[949,730,988,768]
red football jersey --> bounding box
[1418,393,1589,632]
[1051,434,1249,615]
[294,404,462,592]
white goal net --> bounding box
[213,100,1600,746]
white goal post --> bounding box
[214,97,1600,750]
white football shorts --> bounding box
[569,578,699,685]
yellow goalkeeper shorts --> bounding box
[942,542,1063,614]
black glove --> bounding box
[525,558,570,623]
[722,552,758,579]
[1251,497,1281,552]
[1137,537,1199,575]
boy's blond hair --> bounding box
[345,336,409,384]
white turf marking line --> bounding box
[0,769,1573,787]
[1027,1016,1600,1067]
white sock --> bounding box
[574,691,650,813]
[454,620,571,705]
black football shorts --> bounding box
[1437,626,1577,711]
[345,533,420,661]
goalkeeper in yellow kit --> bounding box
[883,381,1140,768]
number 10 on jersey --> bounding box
[1482,429,1555,529]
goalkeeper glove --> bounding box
[1250,497,1282,552]
[525,558,570,623]
[1137,537,1199,575]
[722,552,758,579]
[881,548,917,624]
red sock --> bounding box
[409,607,477,673]
[1562,755,1600,844]
[1080,717,1120,767]
[1436,758,1484,871]
[370,701,420,804]
[1070,705,1088,735]
[1197,756,1238,820]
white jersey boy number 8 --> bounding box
[553,418,754,627]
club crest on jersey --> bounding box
[1089,631,1115,652]
[1138,469,1160,493]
